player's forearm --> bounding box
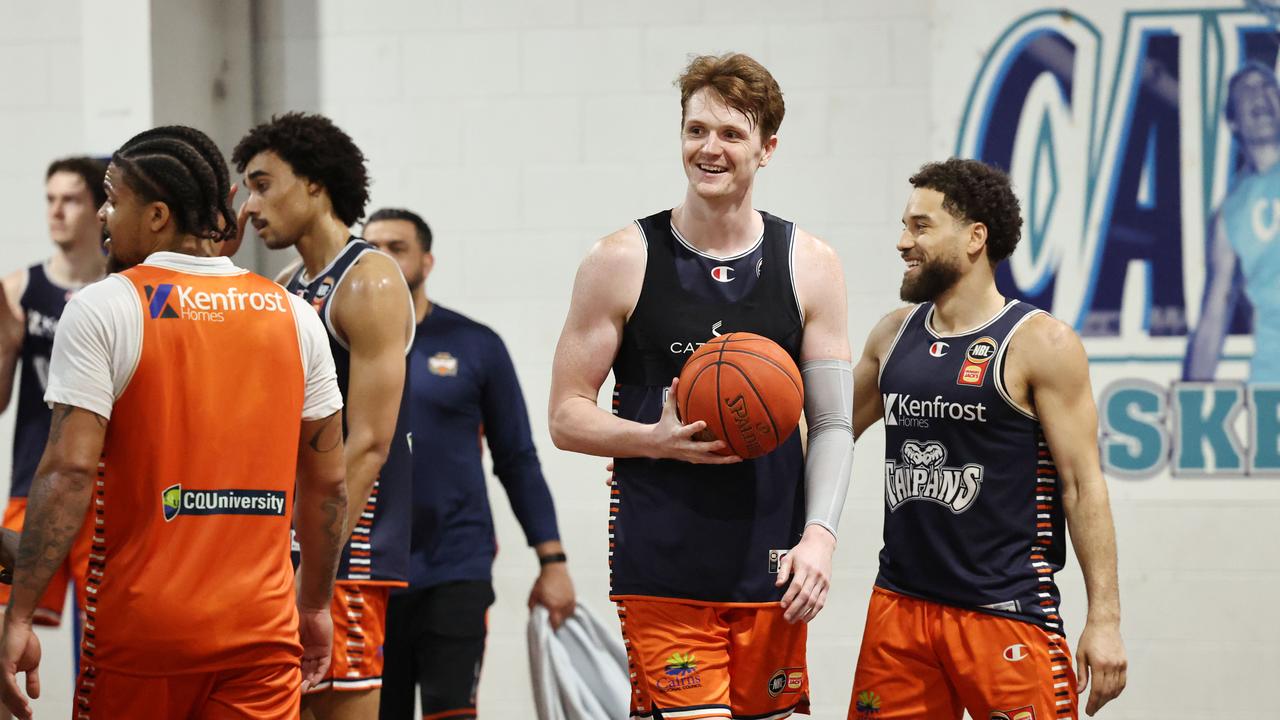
[7,466,94,624]
[342,432,392,542]
[295,474,347,611]
[1063,474,1122,624]
[0,349,18,415]
[549,395,658,458]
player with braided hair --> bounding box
[0,125,348,720]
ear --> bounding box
[306,178,324,198]
[758,134,779,168]
[966,221,989,259]
[147,201,172,233]
[421,251,435,281]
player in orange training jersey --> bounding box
[0,126,349,720]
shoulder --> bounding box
[581,224,646,274]
[1007,310,1088,377]
[867,305,916,353]
[71,275,137,310]
[338,249,410,305]
[1,267,29,302]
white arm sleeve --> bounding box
[289,294,343,421]
[44,276,142,420]
[801,358,855,538]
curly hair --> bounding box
[112,126,236,242]
[678,53,785,141]
[231,112,370,227]
[46,156,108,209]
[909,158,1023,264]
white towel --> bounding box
[528,603,630,720]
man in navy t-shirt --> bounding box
[364,208,575,720]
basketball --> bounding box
[675,332,804,459]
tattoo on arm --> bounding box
[13,468,93,611]
[307,412,342,453]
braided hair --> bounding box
[112,126,236,242]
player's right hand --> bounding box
[0,285,22,352]
[297,606,333,692]
[0,618,41,720]
[650,377,742,464]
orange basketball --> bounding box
[676,332,804,459]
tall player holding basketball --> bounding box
[233,113,414,720]
[848,159,1126,719]
[550,53,854,720]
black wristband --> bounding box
[538,552,567,567]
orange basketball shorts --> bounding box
[0,497,93,626]
[849,587,1077,720]
[615,597,810,719]
[305,581,390,693]
[74,661,300,719]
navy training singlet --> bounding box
[11,264,73,498]
[877,300,1066,633]
[285,239,413,584]
[610,209,805,604]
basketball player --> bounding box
[233,113,415,720]
[0,125,348,720]
[1184,62,1280,382]
[363,208,577,719]
[847,159,1126,719]
[0,157,106,683]
[549,53,854,720]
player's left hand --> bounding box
[529,562,576,630]
[777,525,836,624]
[1075,619,1127,715]
[0,618,42,720]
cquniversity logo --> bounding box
[161,483,287,521]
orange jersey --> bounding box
[84,263,306,674]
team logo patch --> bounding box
[656,652,702,693]
[311,277,336,310]
[766,668,804,697]
[711,265,735,283]
[161,483,287,522]
[885,440,984,513]
[958,336,998,386]
[929,340,949,357]
[1003,643,1029,662]
[854,690,882,717]
[990,707,1035,720]
[428,352,458,376]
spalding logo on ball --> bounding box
[675,332,803,459]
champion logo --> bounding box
[929,341,949,357]
[711,265,735,283]
[1003,644,1029,662]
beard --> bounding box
[900,255,962,303]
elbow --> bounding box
[548,403,573,451]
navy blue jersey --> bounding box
[10,264,72,498]
[877,300,1066,632]
[404,304,559,589]
[285,239,412,584]
[610,209,805,604]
